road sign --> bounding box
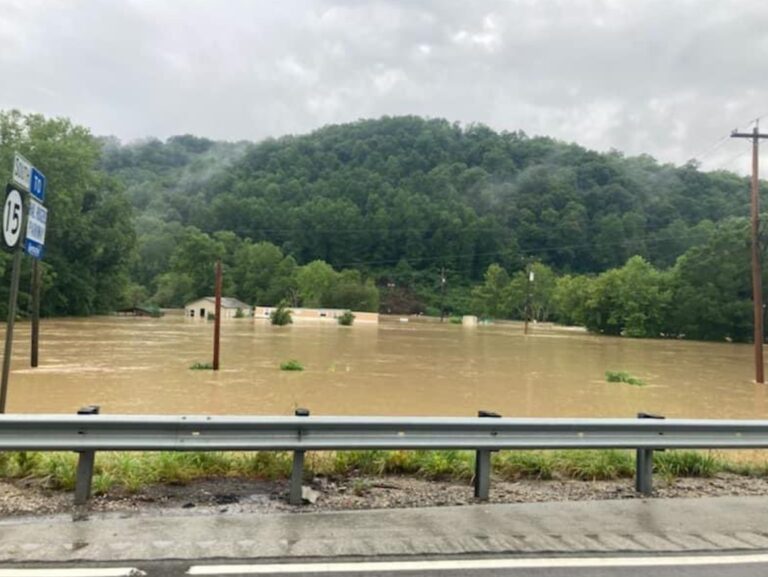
[11,153,45,202]
[2,189,23,249]
[11,154,31,192]
[24,198,46,260]
[29,168,45,202]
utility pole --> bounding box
[732,122,768,383]
[439,267,447,322]
[524,263,534,336]
[213,259,222,371]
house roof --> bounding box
[186,297,251,309]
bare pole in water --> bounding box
[524,262,534,335]
[732,121,768,383]
[439,267,447,322]
[213,259,222,371]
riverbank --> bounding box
[1,449,767,517]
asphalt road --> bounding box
[4,554,768,577]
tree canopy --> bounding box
[0,110,134,317]
[0,110,763,341]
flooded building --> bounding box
[253,306,379,324]
[185,297,252,319]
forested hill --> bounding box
[104,116,748,289]
[6,109,760,332]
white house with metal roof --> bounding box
[184,297,252,319]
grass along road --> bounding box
[0,449,767,516]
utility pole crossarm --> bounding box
[731,132,768,139]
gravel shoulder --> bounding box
[2,472,768,518]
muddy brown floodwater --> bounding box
[2,314,768,420]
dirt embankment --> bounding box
[2,473,767,518]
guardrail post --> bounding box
[635,412,664,496]
[474,410,501,500]
[74,405,99,506]
[290,408,310,505]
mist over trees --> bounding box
[0,111,763,340]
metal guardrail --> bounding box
[2,410,767,505]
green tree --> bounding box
[322,270,380,311]
[507,263,557,321]
[158,227,230,306]
[0,110,136,316]
[552,274,592,326]
[296,260,338,307]
[669,219,753,342]
[471,264,511,318]
[231,241,295,305]
[583,256,672,337]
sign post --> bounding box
[31,261,41,368]
[24,197,46,370]
[0,154,47,412]
[0,186,26,413]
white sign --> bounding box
[24,198,46,259]
[11,154,32,193]
[26,199,46,244]
[2,189,23,249]
[12,153,46,202]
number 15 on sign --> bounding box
[3,189,23,249]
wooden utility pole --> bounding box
[732,122,768,383]
[439,267,447,322]
[30,260,41,368]
[213,259,222,371]
[523,264,534,335]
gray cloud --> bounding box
[1,0,767,171]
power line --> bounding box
[707,142,753,172]
[691,114,768,167]
[329,226,735,269]
[691,133,733,164]
[222,206,755,237]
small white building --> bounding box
[185,297,252,320]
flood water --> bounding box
[2,314,767,420]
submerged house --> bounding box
[184,297,252,319]
[253,306,379,324]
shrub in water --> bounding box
[270,302,292,326]
[190,362,214,370]
[424,306,440,317]
[338,311,355,326]
[280,359,304,371]
[605,370,645,386]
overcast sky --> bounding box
[1,0,767,171]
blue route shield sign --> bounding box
[29,168,46,202]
